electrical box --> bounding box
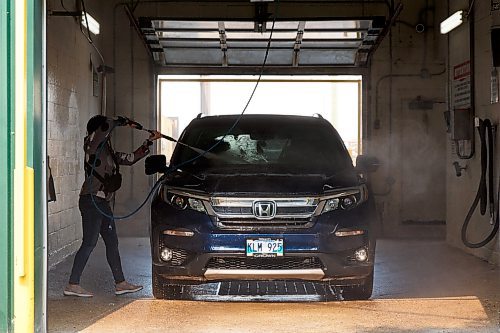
[491,27,500,67]
[451,108,473,141]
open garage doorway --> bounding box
[158,76,362,163]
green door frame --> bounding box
[0,0,15,330]
[29,0,46,331]
[1,0,44,331]
[26,0,45,331]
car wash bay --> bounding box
[1,0,499,332]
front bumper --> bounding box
[151,199,375,285]
[204,268,325,281]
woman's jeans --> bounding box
[69,195,125,284]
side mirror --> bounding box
[145,155,167,175]
[356,155,380,173]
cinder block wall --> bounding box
[46,0,105,267]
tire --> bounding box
[152,265,187,300]
[341,270,374,300]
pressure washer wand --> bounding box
[143,128,176,143]
[122,118,175,142]
[122,117,212,155]
[143,128,217,157]
[146,129,177,143]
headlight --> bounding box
[322,185,368,213]
[160,187,207,214]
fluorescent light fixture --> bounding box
[440,10,464,34]
[81,12,100,35]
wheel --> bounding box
[152,265,187,300]
[341,270,374,300]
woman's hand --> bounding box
[148,130,162,141]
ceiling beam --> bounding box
[129,2,389,21]
[155,65,368,75]
[153,27,369,33]
[158,37,364,42]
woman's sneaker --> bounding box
[63,284,93,297]
[115,281,143,295]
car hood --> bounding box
[165,169,360,195]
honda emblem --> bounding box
[253,201,276,219]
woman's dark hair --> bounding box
[86,115,108,134]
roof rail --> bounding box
[313,113,324,119]
[196,113,203,119]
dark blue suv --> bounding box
[147,115,378,300]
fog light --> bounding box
[160,247,173,262]
[340,195,357,210]
[354,248,368,262]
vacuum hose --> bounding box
[461,118,499,248]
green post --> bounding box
[28,0,45,330]
[0,0,14,331]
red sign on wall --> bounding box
[453,61,471,80]
[453,61,471,109]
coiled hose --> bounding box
[461,118,499,248]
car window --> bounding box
[171,117,353,174]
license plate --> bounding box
[246,238,284,257]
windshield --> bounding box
[170,116,353,175]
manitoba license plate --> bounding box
[246,238,284,257]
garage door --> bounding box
[138,18,385,68]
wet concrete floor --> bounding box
[48,238,500,332]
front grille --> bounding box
[210,197,319,221]
[206,257,324,270]
[212,206,316,216]
[277,206,316,215]
[215,218,312,229]
[210,197,319,229]
[213,207,253,215]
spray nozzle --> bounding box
[452,161,467,177]
[115,116,144,130]
[128,120,143,130]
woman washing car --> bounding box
[64,115,161,297]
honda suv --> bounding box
[146,114,378,300]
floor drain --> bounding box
[217,281,340,300]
